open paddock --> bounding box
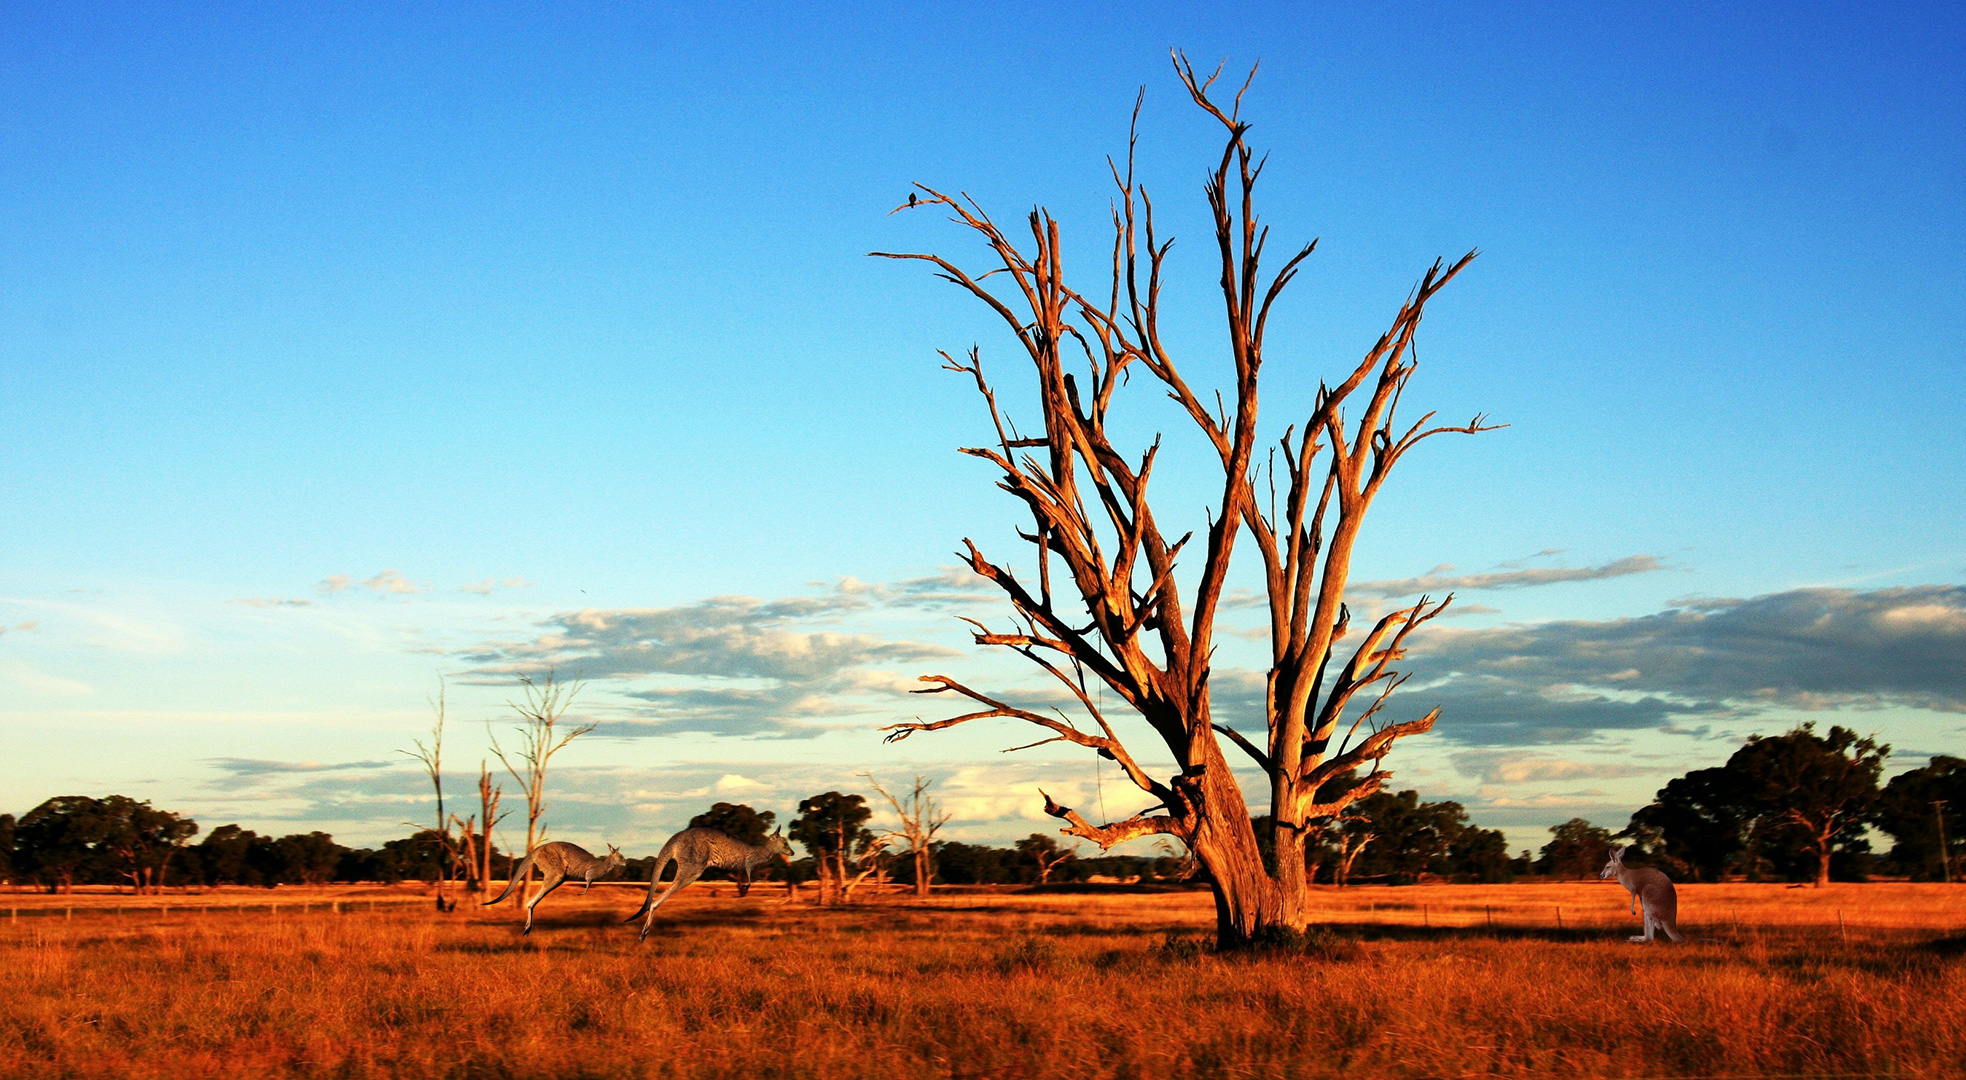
[0,881,1960,1078]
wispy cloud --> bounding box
[206,757,396,776]
[228,597,312,608]
[461,589,959,738]
[318,571,426,596]
[460,577,534,595]
[1407,584,1966,745]
[363,570,423,595]
[1448,750,1653,785]
[1350,554,1665,598]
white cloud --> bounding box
[0,659,95,697]
[363,570,423,595]
[1351,554,1666,598]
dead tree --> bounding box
[875,53,1496,946]
[868,774,952,898]
[404,679,459,912]
[452,761,507,895]
[489,670,594,907]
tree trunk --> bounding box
[913,847,929,898]
[1186,760,1285,946]
[1272,822,1309,927]
[1816,826,1833,888]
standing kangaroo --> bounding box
[1601,845,1685,943]
[625,827,793,941]
[484,841,626,935]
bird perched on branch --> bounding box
[909,191,917,207]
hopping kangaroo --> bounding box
[1601,845,1685,943]
[626,827,792,941]
[484,841,626,935]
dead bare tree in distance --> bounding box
[451,761,508,896]
[874,53,1498,946]
[403,678,459,912]
[868,774,952,898]
[489,670,595,907]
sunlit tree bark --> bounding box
[876,53,1496,946]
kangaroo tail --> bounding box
[484,851,536,906]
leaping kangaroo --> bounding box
[1601,845,1685,943]
[484,840,626,935]
[625,827,793,941]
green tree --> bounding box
[1625,766,1751,882]
[1339,790,1470,886]
[15,796,112,893]
[195,824,264,885]
[1877,756,1966,881]
[1536,818,1613,879]
[789,792,875,903]
[1014,833,1077,884]
[99,796,199,894]
[690,802,777,845]
[274,832,346,886]
[932,841,1016,885]
[1732,724,1887,887]
[1445,825,1514,883]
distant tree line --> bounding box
[1615,725,1960,885]
[0,795,511,893]
[1522,726,1961,887]
[10,729,1955,893]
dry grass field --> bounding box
[1,881,1961,1079]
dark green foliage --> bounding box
[195,824,264,886]
[789,791,875,862]
[689,802,776,845]
[16,796,115,892]
[931,840,1018,885]
[1342,790,1507,885]
[1622,723,1889,884]
[1877,756,1966,880]
[0,813,15,883]
[1446,823,1515,883]
[1536,818,1614,879]
[274,832,345,885]
[1626,766,1750,881]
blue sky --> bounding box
[2,3,1961,855]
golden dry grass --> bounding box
[1,881,1961,1079]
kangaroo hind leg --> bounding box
[623,857,672,924]
[638,861,706,941]
[523,871,567,936]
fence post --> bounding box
[1838,909,1846,943]
[1423,904,1429,928]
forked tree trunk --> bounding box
[875,54,1488,951]
[1186,759,1283,941]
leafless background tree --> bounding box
[488,670,593,907]
[450,762,507,896]
[868,774,952,898]
[877,53,1497,946]
[403,679,459,912]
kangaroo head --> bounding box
[1600,845,1627,880]
[605,844,625,869]
[766,830,793,862]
